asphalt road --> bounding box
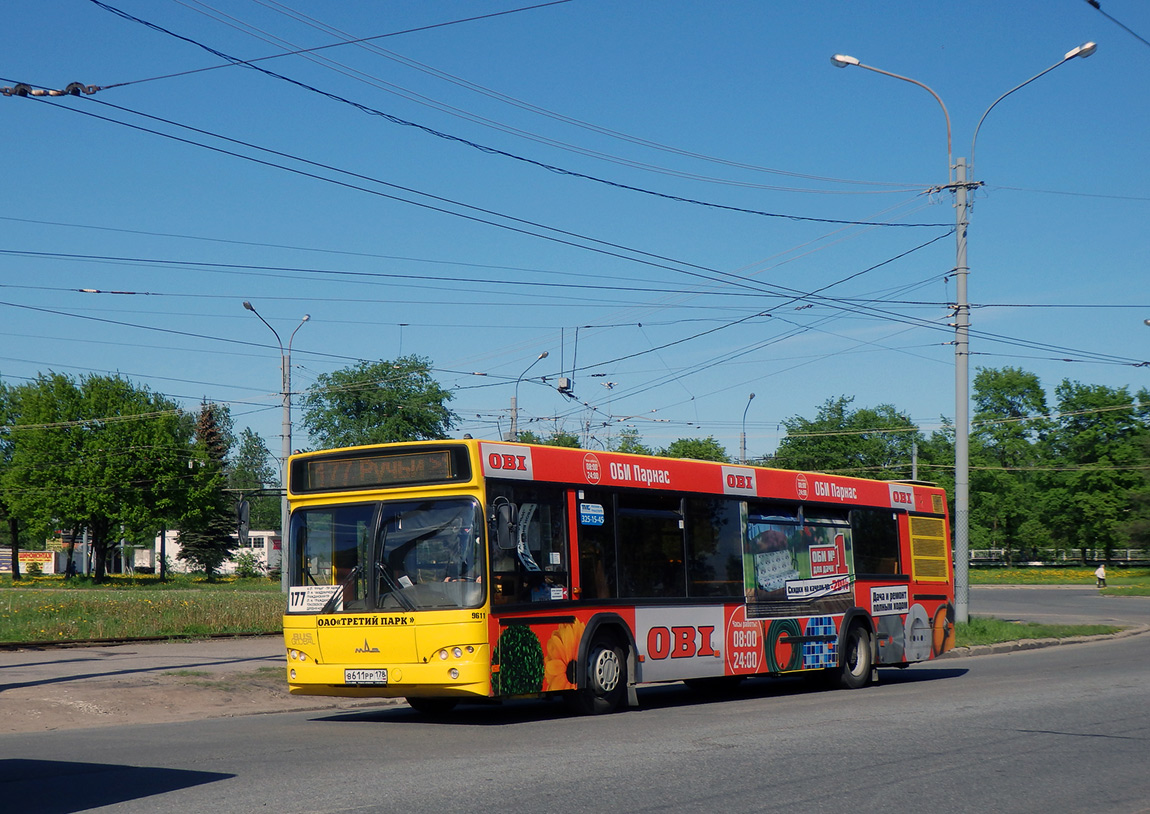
[969,584,1150,627]
[1,586,1148,814]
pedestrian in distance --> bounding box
[1094,564,1107,588]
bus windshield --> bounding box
[290,497,486,612]
[376,498,485,611]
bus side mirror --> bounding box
[493,502,518,550]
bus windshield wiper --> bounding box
[376,561,417,612]
[319,570,358,611]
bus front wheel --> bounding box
[835,625,874,690]
[568,637,627,715]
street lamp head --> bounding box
[830,54,859,68]
[242,301,255,312]
[301,314,311,323]
[1065,41,1097,60]
[538,351,549,360]
[748,392,756,401]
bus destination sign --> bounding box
[304,450,454,492]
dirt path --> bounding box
[0,636,398,734]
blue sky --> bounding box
[3,0,1148,466]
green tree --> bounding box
[772,396,920,478]
[660,436,730,463]
[1041,380,1148,562]
[516,428,582,448]
[543,429,582,448]
[301,355,457,448]
[177,403,236,578]
[612,425,653,456]
[1,373,190,581]
[1118,433,1150,553]
[228,428,280,531]
[914,421,956,493]
[968,368,1052,561]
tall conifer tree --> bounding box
[177,403,236,578]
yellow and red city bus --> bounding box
[283,439,955,714]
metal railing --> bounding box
[970,548,1148,564]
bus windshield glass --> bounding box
[376,498,486,611]
[290,498,486,612]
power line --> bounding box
[32,95,780,295]
[0,247,820,299]
[16,93,976,339]
[1084,0,1150,50]
[99,0,576,89]
[177,0,929,195]
[83,1,949,229]
[990,184,1150,202]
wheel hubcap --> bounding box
[593,648,620,693]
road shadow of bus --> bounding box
[310,665,969,727]
[0,759,233,814]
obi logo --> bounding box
[727,473,753,490]
[488,453,528,471]
[795,473,809,500]
[721,465,757,496]
[889,484,915,508]
[481,444,534,479]
[646,625,719,660]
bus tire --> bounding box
[406,697,458,716]
[835,625,873,690]
[568,636,627,715]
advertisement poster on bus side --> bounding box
[634,606,725,682]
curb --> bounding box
[937,623,1149,660]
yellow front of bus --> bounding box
[282,443,493,704]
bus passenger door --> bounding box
[574,490,616,601]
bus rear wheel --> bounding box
[834,625,874,690]
[568,637,627,715]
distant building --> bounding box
[154,530,282,575]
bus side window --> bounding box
[618,494,685,598]
[489,484,569,604]
[851,508,901,575]
[576,491,616,600]
[685,497,742,597]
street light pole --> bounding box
[831,43,1096,623]
[510,351,548,441]
[741,392,756,464]
[243,301,310,592]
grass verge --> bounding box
[970,566,1150,593]
[0,575,284,643]
[956,616,1122,647]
